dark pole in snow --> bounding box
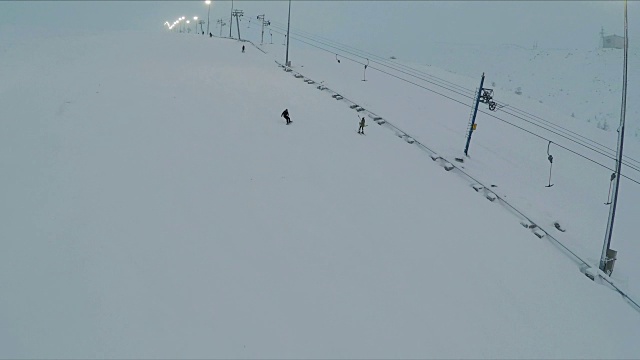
[229,0,234,38]
[464,73,485,157]
[285,0,291,66]
[600,0,628,275]
[257,14,265,45]
[206,1,211,36]
[232,10,243,40]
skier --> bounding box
[209,32,212,38]
[281,109,291,125]
[242,45,245,53]
[358,116,366,134]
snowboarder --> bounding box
[358,116,366,134]
[281,109,291,125]
[242,45,245,53]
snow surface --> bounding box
[254,27,640,299]
[389,43,640,139]
[1,30,639,358]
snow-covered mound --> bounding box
[1,30,639,358]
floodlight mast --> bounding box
[599,0,629,276]
[205,1,211,35]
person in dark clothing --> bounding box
[209,32,213,38]
[242,45,245,53]
[281,109,291,125]
[358,116,366,134]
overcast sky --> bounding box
[1,1,636,58]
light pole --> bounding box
[285,0,291,66]
[205,1,211,35]
[599,0,629,276]
[186,20,191,33]
[193,16,198,34]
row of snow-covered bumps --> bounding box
[470,183,547,239]
[286,67,371,115]
[283,64,549,241]
[285,64,419,145]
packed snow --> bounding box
[255,24,640,298]
[383,43,640,139]
[1,29,639,358]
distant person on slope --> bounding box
[209,32,212,38]
[281,109,291,125]
[358,116,366,134]
[242,45,245,53]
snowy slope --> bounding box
[397,43,640,139]
[246,28,640,300]
[1,31,639,358]
[260,19,640,140]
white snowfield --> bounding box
[1,31,639,358]
[383,43,640,141]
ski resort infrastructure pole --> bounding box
[599,0,628,275]
[229,0,233,38]
[464,73,485,156]
[285,0,291,66]
[205,0,211,35]
[217,18,225,37]
[257,14,265,45]
[233,10,242,40]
